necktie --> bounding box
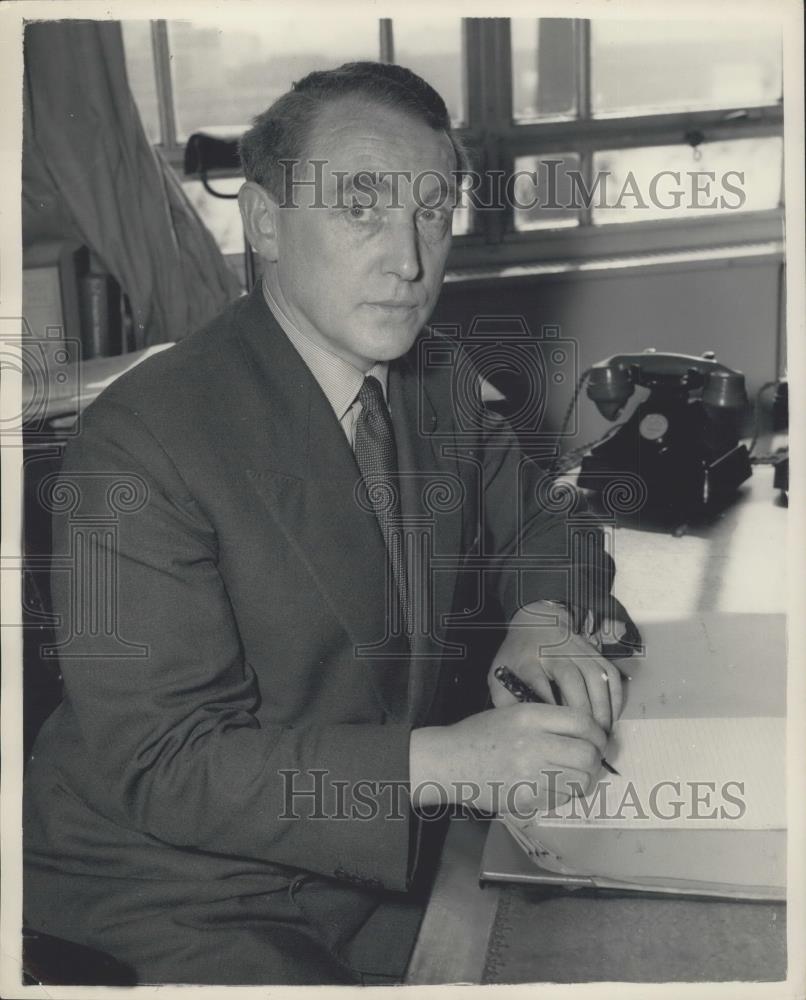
[353,376,412,640]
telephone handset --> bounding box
[578,349,752,519]
[586,350,749,420]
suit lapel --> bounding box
[235,287,410,719]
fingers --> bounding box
[547,732,602,780]
[502,766,594,815]
[488,679,519,708]
[453,705,609,818]
[579,651,624,727]
[575,657,614,733]
[548,627,625,730]
[516,667,557,706]
[546,659,598,723]
[548,766,598,803]
[489,621,626,730]
[489,661,556,708]
[605,660,624,721]
[541,652,617,733]
[510,702,608,756]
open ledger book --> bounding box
[482,614,788,899]
[489,715,786,900]
[533,715,784,830]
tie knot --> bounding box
[358,375,386,413]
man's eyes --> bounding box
[344,203,378,223]
[416,207,452,239]
[338,203,452,238]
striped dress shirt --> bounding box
[262,279,389,444]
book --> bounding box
[480,613,787,901]
[482,818,786,900]
[523,715,785,831]
[78,253,123,358]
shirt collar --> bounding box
[262,278,388,421]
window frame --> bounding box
[137,16,785,271]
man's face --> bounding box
[267,96,456,371]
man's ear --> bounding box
[238,181,280,262]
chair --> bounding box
[184,130,257,291]
[22,928,137,985]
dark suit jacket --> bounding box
[24,284,620,984]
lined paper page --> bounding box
[535,717,785,830]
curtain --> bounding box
[23,20,241,348]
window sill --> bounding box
[447,208,783,269]
[442,239,783,287]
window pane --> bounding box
[591,137,783,225]
[452,176,474,236]
[121,21,160,143]
[393,18,465,126]
[592,19,782,117]
[512,19,577,122]
[169,18,378,140]
[512,154,581,231]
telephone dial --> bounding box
[577,349,752,518]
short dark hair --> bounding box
[239,61,470,199]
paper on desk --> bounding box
[534,716,785,831]
[22,343,174,418]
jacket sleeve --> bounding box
[48,398,414,892]
[477,407,639,644]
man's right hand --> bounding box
[409,704,608,818]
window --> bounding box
[167,18,378,141]
[590,138,783,225]
[389,16,465,126]
[512,154,581,231]
[121,21,161,143]
[590,19,782,117]
[122,15,784,273]
[122,15,470,259]
[497,18,783,260]
[511,19,577,121]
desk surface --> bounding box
[406,465,788,985]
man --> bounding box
[24,63,636,985]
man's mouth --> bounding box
[366,300,419,310]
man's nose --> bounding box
[382,219,421,281]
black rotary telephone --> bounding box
[577,349,752,519]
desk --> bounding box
[406,466,788,985]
